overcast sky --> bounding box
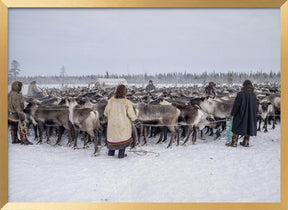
[8,8,280,76]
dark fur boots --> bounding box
[226,134,238,147]
[240,135,250,147]
[11,128,21,144]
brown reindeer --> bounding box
[133,102,181,148]
[171,102,216,145]
[27,102,75,145]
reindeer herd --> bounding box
[21,83,280,155]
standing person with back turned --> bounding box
[226,80,257,147]
[104,84,141,158]
[8,81,33,145]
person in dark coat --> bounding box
[226,80,257,147]
[145,80,156,92]
[27,81,42,98]
[205,81,216,98]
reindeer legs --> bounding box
[55,126,64,146]
[72,130,79,149]
[93,131,101,156]
[257,118,262,131]
[264,118,268,132]
[182,125,194,145]
[272,116,276,129]
[191,126,198,144]
[131,124,139,148]
[142,126,148,146]
[166,126,176,148]
[45,126,51,144]
[36,122,44,144]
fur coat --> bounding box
[8,81,25,122]
[104,96,137,150]
[231,85,257,136]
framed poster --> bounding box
[0,0,287,210]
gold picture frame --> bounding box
[0,0,287,209]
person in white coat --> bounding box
[104,84,140,158]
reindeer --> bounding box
[268,93,281,122]
[133,103,181,148]
[171,102,216,145]
[258,99,276,132]
[190,96,234,118]
[27,102,75,145]
[189,96,234,138]
[67,98,102,156]
[78,97,108,145]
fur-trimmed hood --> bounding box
[241,80,254,92]
[8,81,24,121]
[114,84,127,99]
[11,81,22,93]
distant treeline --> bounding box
[11,71,280,86]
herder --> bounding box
[8,81,33,145]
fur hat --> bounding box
[243,80,253,87]
[114,84,127,98]
[209,82,216,87]
[242,80,254,92]
[11,81,22,93]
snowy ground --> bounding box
[8,123,280,202]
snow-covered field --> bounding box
[8,123,280,202]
